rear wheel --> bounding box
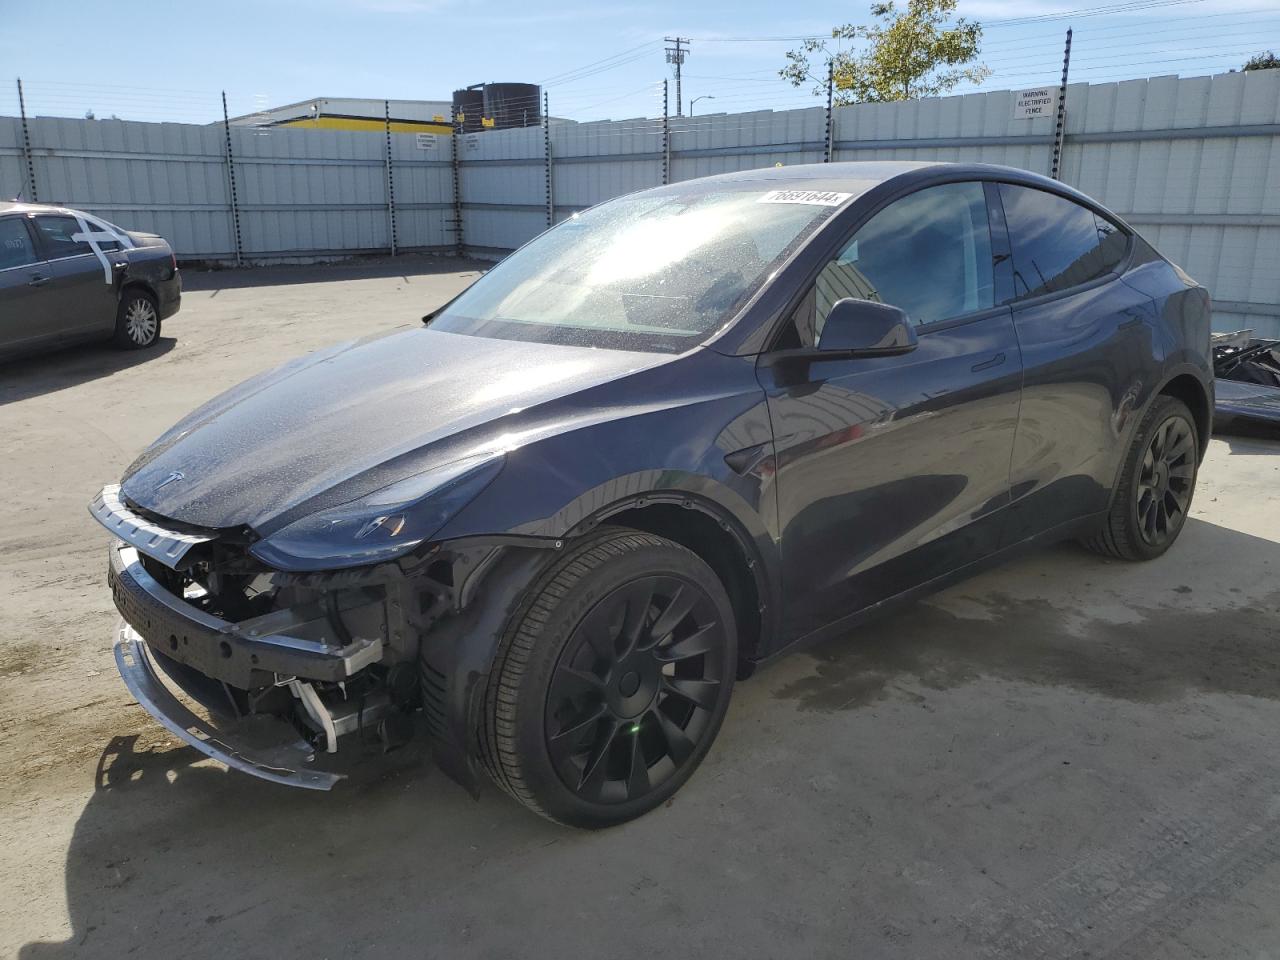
[113,289,160,349]
[481,529,737,828]
[1084,395,1199,561]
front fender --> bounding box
[428,354,781,611]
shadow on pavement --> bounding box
[0,338,177,407]
[773,522,1280,712]
[20,518,1280,958]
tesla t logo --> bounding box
[156,471,185,491]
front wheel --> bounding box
[113,289,160,349]
[481,529,737,828]
[1084,395,1199,561]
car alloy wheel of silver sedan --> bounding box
[124,297,158,345]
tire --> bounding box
[113,289,161,349]
[480,528,737,828]
[1084,395,1199,561]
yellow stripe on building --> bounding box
[276,116,453,135]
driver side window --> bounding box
[786,181,995,348]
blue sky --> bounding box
[2,0,1277,124]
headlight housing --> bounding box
[249,453,503,571]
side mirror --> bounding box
[817,298,917,357]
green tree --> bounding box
[781,0,989,104]
[1242,51,1279,71]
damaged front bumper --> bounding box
[108,540,383,689]
[97,484,411,789]
[114,623,341,790]
[92,484,537,797]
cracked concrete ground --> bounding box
[1,255,1278,959]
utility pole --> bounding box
[665,37,690,117]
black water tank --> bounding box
[451,87,484,132]
[482,83,541,129]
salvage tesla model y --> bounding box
[91,162,1213,827]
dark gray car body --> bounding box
[0,201,181,361]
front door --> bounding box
[758,181,1024,641]
[0,214,55,355]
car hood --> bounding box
[121,327,669,531]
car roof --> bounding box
[654,160,1121,222]
[680,160,1075,194]
[0,199,87,217]
[693,160,942,185]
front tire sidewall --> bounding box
[508,541,737,828]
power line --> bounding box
[540,40,663,87]
[982,0,1208,26]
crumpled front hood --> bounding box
[121,327,667,532]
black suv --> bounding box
[91,162,1213,827]
[0,201,181,361]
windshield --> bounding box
[431,185,841,352]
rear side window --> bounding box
[32,214,121,257]
[0,217,38,270]
[999,184,1128,301]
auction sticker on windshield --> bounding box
[758,189,852,206]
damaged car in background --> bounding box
[1212,329,1280,435]
[1,201,180,360]
[92,161,1214,828]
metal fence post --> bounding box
[662,80,670,186]
[824,61,835,163]
[450,105,464,257]
[543,91,554,227]
[1050,28,1073,181]
[16,79,37,202]
[220,92,244,267]
[383,99,397,256]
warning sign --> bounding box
[1013,87,1055,119]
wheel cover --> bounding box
[544,575,727,805]
[1136,414,1195,547]
[125,298,158,344]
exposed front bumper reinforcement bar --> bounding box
[114,623,342,791]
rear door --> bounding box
[0,214,55,354]
[30,214,121,338]
[995,182,1159,543]
[758,180,1024,641]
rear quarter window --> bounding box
[999,184,1128,301]
[32,214,121,257]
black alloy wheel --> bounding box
[545,575,727,804]
[1135,413,1195,548]
[1083,394,1199,561]
[479,529,737,828]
